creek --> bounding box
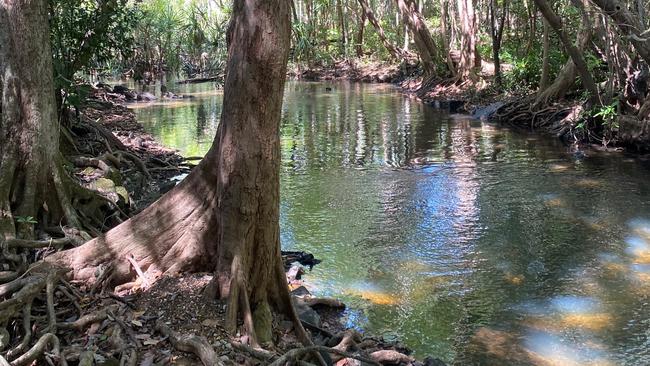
[129,80,650,364]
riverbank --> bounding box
[289,59,419,83]
[292,59,650,154]
[396,72,650,153]
[22,85,449,365]
[67,78,650,365]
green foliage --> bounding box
[49,0,138,80]
[501,41,564,91]
[49,0,137,112]
[130,0,230,78]
[64,84,92,109]
[592,100,619,128]
[15,216,38,225]
[502,53,542,90]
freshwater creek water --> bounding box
[128,81,650,365]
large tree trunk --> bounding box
[356,0,406,59]
[395,0,440,75]
[532,0,599,99]
[0,0,82,241]
[48,0,306,347]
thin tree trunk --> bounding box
[357,0,406,59]
[535,0,595,105]
[489,0,507,90]
[336,0,347,55]
[532,0,599,99]
[395,0,440,75]
[539,18,551,91]
[404,24,410,51]
[440,0,457,75]
[638,0,646,28]
[356,9,366,57]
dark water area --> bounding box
[129,81,650,365]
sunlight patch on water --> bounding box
[548,163,572,172]
[515,296,614,332]
[523,330,615,366]
[127,100,198,109]
[344,283,400,306]
[574,178,603,188]
[503,272,525,285]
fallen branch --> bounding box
[108,310,141,348]
[332,330,362,353]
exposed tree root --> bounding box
[269,345,380,366]
[370,350,415,364]
[57,305,117,330]
[155,322,224,366]
[492,96,574,135]
[10,333,65,366]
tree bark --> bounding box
[355,9,366,57]
[440,0,457,75]
[539,18,551,91]
[489,0,507,89]
[356,0,406,59]
[48,0,307,346]
[0,0,83,241]
[336,0,347,55]
[456,0,479,80]
[532,0,599,99]
[395,0,440,75]
[535,0,594,105]
[591,0,650,65]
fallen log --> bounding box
[176,75,223,84]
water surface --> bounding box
[131,81,650,365]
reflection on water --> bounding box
[131,81,650,364]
